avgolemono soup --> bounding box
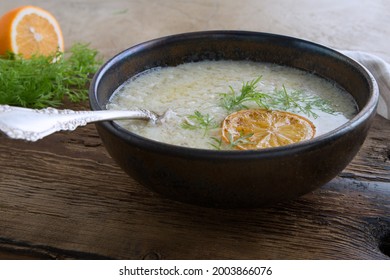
[107,60,358,150]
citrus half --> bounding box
[0,5,64,58]
[222,109,316,150]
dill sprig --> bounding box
[181,110,217,136]
[226,132,255,149]
[208,133,255,150]
[219,76,336,118]
[266,85,336,118]
[0,43,102,108]
[219,76,270,112]
[209,137,223,150]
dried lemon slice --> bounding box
[222,109,316,150]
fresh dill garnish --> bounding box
[181,110,217,136]
[209,133,255,150]
[219,76,270,112]
[209,137,223,150]
[0,43,102,108]
[219,76,336,118]
[227,132,255,149]
[266,85,336,118]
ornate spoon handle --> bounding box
[0,105,159,141]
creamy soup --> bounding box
[107,60,358,150]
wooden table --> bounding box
[1,0,390,260]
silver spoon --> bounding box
[0,105,170,142]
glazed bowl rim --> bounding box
[89,30,379,160]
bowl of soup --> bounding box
[89,31,378,208]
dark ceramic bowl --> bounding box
[89,31,378,208]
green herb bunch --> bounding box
[266,85,336,118]
[219,76,270,112]
[0,43,102,108]
[219,76,336,117]
[181,110,217,136]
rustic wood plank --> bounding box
[0,113,389,260]
[342,115,390,182]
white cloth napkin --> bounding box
[341,50,390,120]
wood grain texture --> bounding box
[1,0,390,260]
[0,108,389,259]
